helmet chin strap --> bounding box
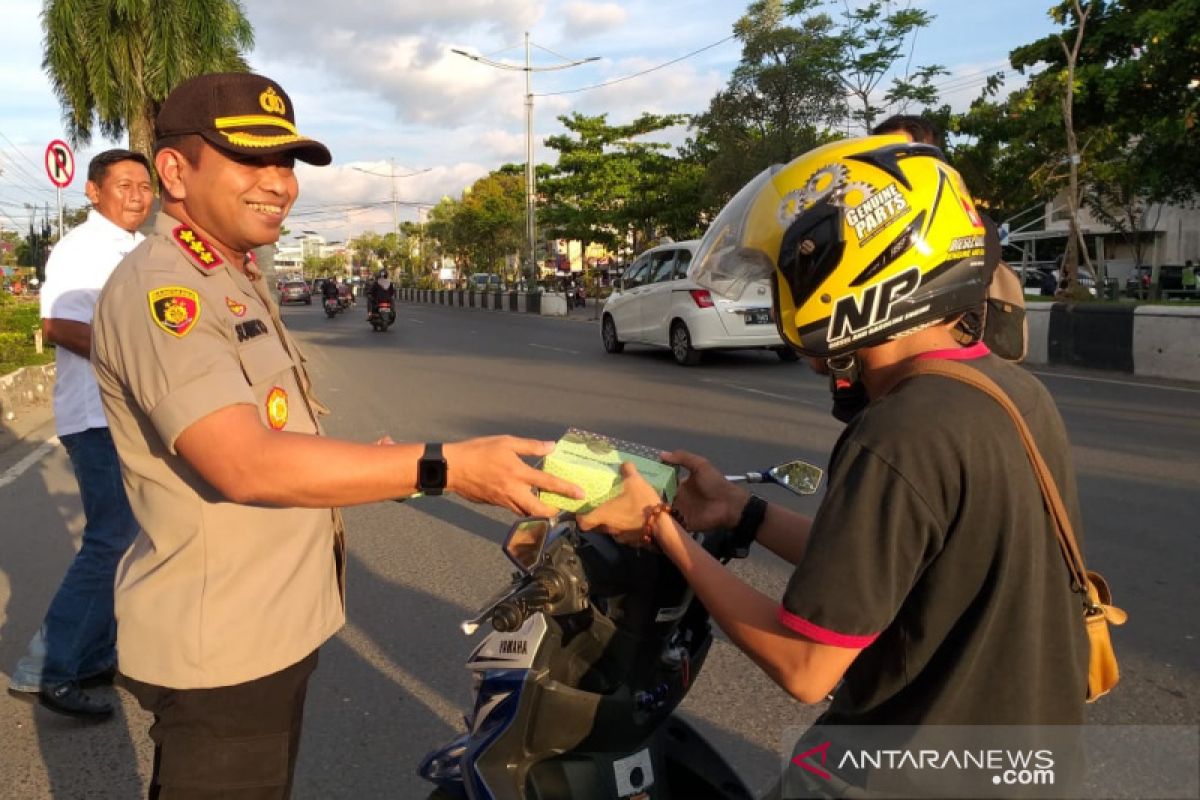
[827,353,869,423]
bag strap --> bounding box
[880,359,1091,595]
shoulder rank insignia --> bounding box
[148,287,201,338]
[171,225,225,271]
[225,297,248,317]
[266,387,289,430]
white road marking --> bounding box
[699,379,818,405]
[0,438,60,490]
[530,343,581,355]
[1027,370,1200,395]
[406,318,424,324]
[338,621,461,728]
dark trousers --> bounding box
[120,650,318,799]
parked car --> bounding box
[279,279,312,305]
[600,240,795,366]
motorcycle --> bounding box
[419,459,824,800]
[369,299,396,332]
[323,294,342,318]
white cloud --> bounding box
[561,2,628,38]
[0,0,1063,244]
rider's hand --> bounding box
[577,463,665,548]
[662,450,750,532]
[444,436,583,517]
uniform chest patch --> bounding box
[225,297,248,317]
[148,287,201,338]
[171,225,225,270]
[266,387,289,430]
[236,319,270,342]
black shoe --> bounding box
[80,666,117,688]
[38,681,113,721]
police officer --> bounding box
[91,72,581,798]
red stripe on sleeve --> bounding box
[778,606,878,649]
[916,342,990,362]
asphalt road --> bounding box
[0,299,1197,798]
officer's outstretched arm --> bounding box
[174,404,581,516]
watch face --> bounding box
[420,459,447,489]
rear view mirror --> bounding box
[503,518,552,574]
[767,461,823,495]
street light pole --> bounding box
[525,33,536,289]
[452,36,599,290]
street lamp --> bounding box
[351,162,432,281]
[453,34,599,289]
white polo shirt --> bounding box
[40,210,144,436]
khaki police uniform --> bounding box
[92,212,345,690]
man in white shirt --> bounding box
[8,149,152,721]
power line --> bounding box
[535,35,737,97]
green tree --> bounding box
[833,0,947,131]
[541,112,695,258]
[1008,0,1200,205]
[0,230,20,266]
[689,0,845,207]
[458,171,524,278]
[688,0,943,211]
[953,0,1200,294]
[43,0,254,158]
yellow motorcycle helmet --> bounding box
[689,135,990,359]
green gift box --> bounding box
[539,429,678,514]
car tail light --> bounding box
[689,289,714,308]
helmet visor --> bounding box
[688,165,784,301]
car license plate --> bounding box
[745,308,770,325]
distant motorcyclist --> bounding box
[336,278,353,308]
[320,277,339,302]
[367,269,395,316]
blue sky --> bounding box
[0,0,1060,241]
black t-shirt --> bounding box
[780,345,1089,727]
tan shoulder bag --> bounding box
[887,358,1127,701]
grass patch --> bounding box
[0,296,54,375]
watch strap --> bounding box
[729,494,768,556]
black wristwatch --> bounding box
[729,494,768,557]
[418,443,447,496]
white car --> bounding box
[600,240,797,365]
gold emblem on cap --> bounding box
[259,86,287,116]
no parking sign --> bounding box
[44,139,75,188]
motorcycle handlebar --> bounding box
[490,570,565,632]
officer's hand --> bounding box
[576,463,663,548]
[444,436,582,517]
[662,450,750,532]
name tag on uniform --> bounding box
[236,319,270,343]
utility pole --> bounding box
[352,163,431,286]
[452,36,599,290]
[524,33,536,290]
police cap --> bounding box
[155,72,332,166]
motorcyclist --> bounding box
[367,268,395,317]
[578,135,1090,796]
[336,278,353,308]
[320,276,339,305]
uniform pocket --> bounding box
[236,336,293,387]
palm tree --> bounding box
[42,0,254,160]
